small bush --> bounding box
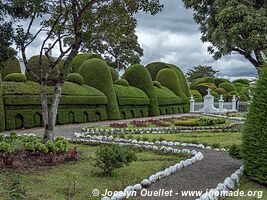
[94,144,137,176]
[215,88,226,95]
[232,79,250,85]
[229,144,242,159]
[114,79,129,86]
[4,73,27,82]
[153,81,161,88]
[218,83,236,93]
[214,78,230,87]
[109,67,119,82]
[196,117,226,126]
[190,90,202,102]
[195,83,217,96]
[190,77,215,89]
[66,73,84,85]
[175,118,198,126]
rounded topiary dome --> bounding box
[4,73,27,82]
[109,67,119,82]
[0,57,21,79]
[71,53,102,73]
[66,73,84,85]
[153,81,161,88]
[190,90,202,102]
[78,58,120,119]
[114,79,129,86]
[122,64,159,116]
[218,82,236,93]
[146,62,169,80]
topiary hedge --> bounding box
[190,77,215,89]
[233,79,250,85]
[4,73,27,82]
[114,79,129,86]
[154,86,180,105]
[153,81,161,88]
[0,57,21,79]
[242,67,267,184]
[190,90,203,102]
[122,64,159,116]
[215,87,226,95]
[214,78,230,87]
[195,83,217,96]
[109,67,119,82]
[66,73,84,85]
[79,58,120,119]
[0,74,5,131]
[70,53,102,73]
[218,82,236,93]
[146,62,169,80]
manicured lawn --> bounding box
[227,176,267,200]
[0,144,187,200]
[121,132,242,148]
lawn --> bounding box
[226,176,267,200]
[120,132,242,148]
[0,144,188,200]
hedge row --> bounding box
[119,106,149,119]
[0,57,21,79]
[0,74,5,131]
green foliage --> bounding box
[233,79,250,85]
[79,58,120,119]
[240,94,248,102]
[190,90,203,102]
[195,83,217,96]
[154,86,182,105]
[66,73,84,85]
[94,144,137,176]
[146,62,169,80]
[122,64,159,116]
[0,57,21,78]
[153,81,161,88]
[0,141,12,153]
[0,74,5,131]
[229,144,242,159]
[190,77,215,89]
[70,53,102,73]
[234,83,245,93]
[214,78,230,87]
[182,0,267,69]
[210,91,219,101]
[114,79,129,86]
[6,174,27,200]
[215,88,226,95]
[196,116,226,126]
[227,91,238,102]
[109,67,119,82]
[175,118,198,126]
[186,65,218,82]
[218,82,236,93]
[242,67,267,184]
[4,73,27,82]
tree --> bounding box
[3,0,163,141]
[242,65,267,184]
[182,0,267,72]
[186,65,218,82]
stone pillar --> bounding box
[219,95,224,112]
[232,95,237,111]
[190,95,195,113]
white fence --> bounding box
[193,101,249,112]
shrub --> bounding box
[114,79,129,86]
[153,81,161,88]
[79,58,120,119]
[218,82,236,93]
[190,77,215,89]
[215,88,226,95]
[195,83,217,96]
[227,91,238,102]
[242,67,267,184]
[239,94,248,101]
[4,73,27,82]
[174,118,198,126]
[0,57,21,78]
[229,144,242,159]
[190,90,202,102]
[233,79,250,85]
[94,144,137,176]
[70,53,102,73]
[196,117,225,126]
[0,74,5,131]
[109,67,119,82]
[214,78,230,87]
[233,83,244,93]
[66,73,84,85]
[122,64,159,116]
[146,62,169,80]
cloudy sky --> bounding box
[135,0,258,79]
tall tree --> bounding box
[186,65,218,82]
[182,0,267,72]
[3,0,163,141]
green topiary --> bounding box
[218,82,236,93]
[190,90,203,102]
[239,93,248,101]
[234,82,244,93]
[65,73,84,85]
[233,79,250,85]
[215,87,226,95]
[109,67,119,82]
[4,73,27,82]
[0,57,21,79]
[153,81,161,88]
[190,77,215,89]
[70,53,102,73]
[195,83,217,96]
[79,58,120,119]
[242,67,267,184]
[211,91,219,101]
[214,78,230,87]
[122,64,159,116]
[227,91,238,102]
[146,62,169,80]
[114,79,129,86]
[0,74,5,131]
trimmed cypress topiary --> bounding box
[190,77,215,89]
[66,73,84,85]
[215,87,226,95]
[146,62,169,80]
[0,74,5,131]
[214,78,230,87]
[218,82,236,93]
[109,67,119,82]
[190,90,203,102]
[153,81,161,88]
[70,53,102,73]
[242,67,267,184]
[195,83,217,96]
[4,73,27,82]
[79,58,120,119]
[114,79,129,86]
[122,64,159,116]
[0,57,21,79]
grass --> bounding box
[121,132,242,148]
[0,144,187,200]
[226,176,267,200]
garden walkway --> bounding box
[1,114,242,200]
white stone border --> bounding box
[69,137,204,200]
[196,165,245,200]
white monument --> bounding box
[199,89,219,113]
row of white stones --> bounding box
[203,113,246,121]
[196,165,245,200]
[69,137,204,200]
[74,132,229,152]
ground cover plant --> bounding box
[0,143,188,200]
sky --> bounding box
[134,0,258,80]
[18,0,258,80]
